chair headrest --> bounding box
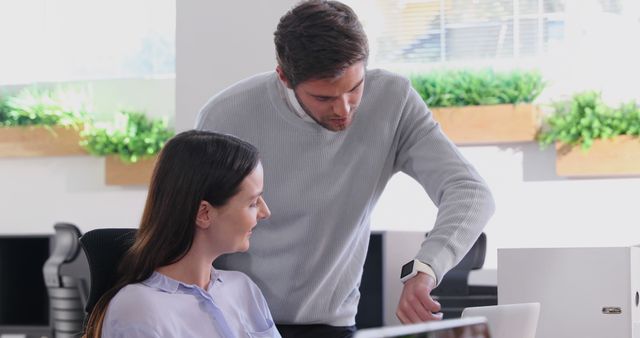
[43,222,82,288]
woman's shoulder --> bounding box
[102,283,166,336]
[107,283,165,318]
[217,269,255,285]
[216,270,266,298]
[114,282,158,298]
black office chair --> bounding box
[42,222,89,338]
[79,228,137,318]
[431,232,497,319]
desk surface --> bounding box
[469,268,497,286]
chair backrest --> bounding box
[42,222,88,338]
[79,228,137,316]
[451,232,487,271]
[433,232,487,295]
[431,232,496,319]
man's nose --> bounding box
[333,96,350,117]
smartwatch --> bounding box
[400,259,435,284]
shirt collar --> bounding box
[277,78,316,124]
[143,269,223,294]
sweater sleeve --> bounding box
[393,85,495,283]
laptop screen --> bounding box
[354,317,491,338]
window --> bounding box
[349,0,635,66]
[0,0,175,85]
[348,0,639,101]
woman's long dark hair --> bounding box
[84,130,259,337]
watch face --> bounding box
[401,260,414,278]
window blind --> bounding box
[352,0,626,65]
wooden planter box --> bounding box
[0,125,85,157]
[431,104,540,145]
[555,136,640,177]
[105,155,157,186]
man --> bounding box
[195,1,495,337]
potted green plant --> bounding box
[0,87,88,157]
[539,91,640,177]
[81,111,174,185]
[410,69,545,144]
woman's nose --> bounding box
[258,197,271,220]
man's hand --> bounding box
[396,272,443,323]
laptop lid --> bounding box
[354,316,491,338]
[461,303,540,338]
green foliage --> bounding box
[538,91,640,150]
[0,87,88,128]
[81,111,174,163]
[410,69,545,107]
[0,97,7,123]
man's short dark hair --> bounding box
[274,0,369,87]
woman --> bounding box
[84,130,279,338]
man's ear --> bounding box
[276,65,293,89]
[195,201,214,230]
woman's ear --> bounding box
[195,201,214,229]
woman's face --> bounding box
[209,163,270,254]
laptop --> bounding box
[461,303,540,338]
[354,316,491,338]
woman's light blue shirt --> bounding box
[102,269,281,338]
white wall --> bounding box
[0,78,174,235]
[176,0,296,131]
[176,1,640,270]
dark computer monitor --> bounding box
[0,234,53,336]
[357,232,384,328]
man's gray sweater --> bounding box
[195,69,495,326]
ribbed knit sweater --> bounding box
[195,69,495,326]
